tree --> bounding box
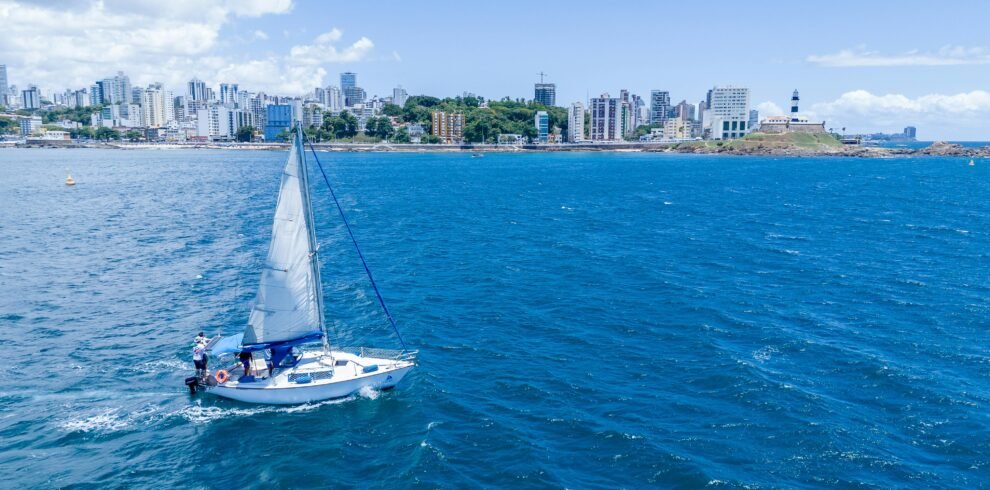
[95,127,120,141]
[274,130,291,142]
[393,126,410,143]
[236,126,255,142]
[124,130,143,141]
[381,103,403,117]
[422,134,442,144]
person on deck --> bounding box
[194,332,208,345]
[239,351,252,377]
[192,341,208,380]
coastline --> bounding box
[3,140,985,158]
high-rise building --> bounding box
[568,102,585,143]
[904,126,917,139]
[590,93,621,142]
[187,78,207,101]
[312,87,326,105]
[141,87,174,128]
[21,85,40,110]
[631,94,646,130]
[534,83,556,106]
[325,85,342,112]
[0,65,8,103]
[220,83,239,106]
[650,90,671,126]
[264,104,292,140]
[534,110,549,143]
[393,87,408,108]
[341,72,357,91]
[748,109,759,131]
[706,86,750,140]
[673,100,695,121]
[430,111,464,143]
[20,115,42,135]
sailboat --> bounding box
[192,126,415,405]
[65,173,75,186]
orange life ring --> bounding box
[215,370,229,384]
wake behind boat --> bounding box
[184,126,415,405]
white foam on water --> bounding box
[358,385,380,400]
[175,395,359,424]
[59,409,131,433]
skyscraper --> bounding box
[344,86,366,107]
[188,78,207,101]
[341,72,356,91]
[21,85,40,110]
[220,83,239,106]
[590,93,621,141]
[534,83,556,106]
[674,100,695,121]
[568,102,585,143]
[326,85,342,112]
[649,90,671,126]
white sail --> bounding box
[243,137,322,345]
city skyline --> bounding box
[3,0,990,138]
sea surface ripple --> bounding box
[0,149,988,488]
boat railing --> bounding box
[340,347,418,361]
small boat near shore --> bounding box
[65,174,75,186]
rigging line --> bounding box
[304,138,409,352]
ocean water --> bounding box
[1,148,989,488]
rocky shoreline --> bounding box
[5,139,987,158]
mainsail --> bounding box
[243,129,324,347]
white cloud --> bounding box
[755,101,784,117]
[808,45,990,67]
[289,30,375,64]
[0,1,375,96]
[809,90,990,137]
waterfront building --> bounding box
[757,89,825,135]
[568,102,585,143]
[904,126,917,139]
[393,87,408,108]
[662,118,693,140]
[430,111,464,143]
[19,115,42,135]
[220,83,239,106]
[21,86,40,110]
[187,78,207,102]
[748,110,759,131]
[535,110,549,143]
[535,83,556,106]
[141,87,174,128]
[264,104,292,140]
[650,90,670,126]
[706,86,750,140]
[590,93,622,142]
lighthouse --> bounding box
[791,90,799,120]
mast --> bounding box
[294,125,330,353]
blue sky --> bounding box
[5,0,990,138]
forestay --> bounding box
[242,138,322,346]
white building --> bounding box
[590,93,622,142]
[325,85,342,113]
[568,101,585,143]
[141,87,174,128]
[662,118,693,140]
[706,86,750,140]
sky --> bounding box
[3,0,990,139]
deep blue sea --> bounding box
[1,148,989,488]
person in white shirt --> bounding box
[192,341,208,380]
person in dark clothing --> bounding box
[238,351,252,376]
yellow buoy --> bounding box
[66,174,75,186]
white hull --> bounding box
[204,350,414,405]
